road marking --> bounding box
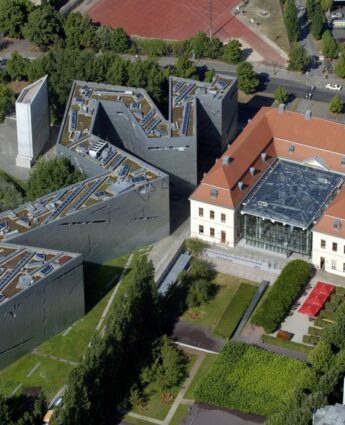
[10,383,22,396]
[26,362,41,378]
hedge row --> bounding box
[336,286,345,296]
[252,260,312,333]
[319,310,336,321]
[308,326,323,337]
[314,317,331,329]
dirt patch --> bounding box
[241,0,290,54]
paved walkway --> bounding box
[32,349,79,367]
[173,321,225,352]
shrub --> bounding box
[336,286,345,296]
[252,260,312,333]
[319,310,335,321]
[303,335,320,345]
[185,237,207,256]
[314,318,331,328]
[324,301,337,312]
[330,293,344,304]
[308,326,323,337]
[308,340,333,372]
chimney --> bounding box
[261,152,267,162]
[305,110,312,120]
[249,166,256,176]
[238,181,244,191]
[222,155,233,166]
[278,103,285,113]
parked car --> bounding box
[326,83,342,91]
[0,57,7,66]
[331,12,343,19]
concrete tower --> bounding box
[16,75,50,168]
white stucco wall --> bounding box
[190,199,238,247]
[312,231,345,277]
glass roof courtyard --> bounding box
[241,159,343,229]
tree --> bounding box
[95,25,112,52]
[0,177,23,211]
[335,56,345,78]
[0,0,31,38]
[236,62,259,94]
[140,336,187,393]
[109,27,130,53]
[287,45,310,72]
[174,55,198,79]
[23,5,64,51]
[284,0,299,42]
[0,84,14,122]
[274,86,289,103]
[26,157,84,200]
[91,52,118,82]
[189,32,223,59]
[223,39,242,64]
[204,68,215,82]
[64,12,96,50]
[106,57,130,85]
[322,30,338,59]
[185,238,207,256]
[306,0,316,20]
[329,95,343,113]
[6,51,29,80]
[310,3,325,40]
[308,340,334,372]
[186,278,215,307]
[320,0,332,12]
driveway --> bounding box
[181,402,266,425]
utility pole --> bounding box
[209,0,213,38]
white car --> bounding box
[331,12,343,19]
[326,83,342,91]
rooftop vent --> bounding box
[210,188,218,198]
[238,181,244,191]
[278,103,285,113]
[288,144,295,153]
[249,167,256,176]
[334,219,342,230]
[305,110,312,120]
[261,152,267,162]
[222,155,233,166]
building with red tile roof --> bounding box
[190,107,345,277]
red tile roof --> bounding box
[191,108,345,215]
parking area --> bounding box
[328,4,345,39]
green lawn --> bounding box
[214,283,257,338]
[0,353,72,400]
[194,342,308,416]
[169,404,190,425]
[123,416,154,425]
[131,354,197,421]
[184,354,217,400]
[180,274,257,332]
[262,335,312,354]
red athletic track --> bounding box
[87,0,286,65]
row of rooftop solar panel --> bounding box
[44,184,84,224]
[0,252,35,291]
[140,109,155,128]
[68,176,108,214]
[175,83,195,106]
[181,102,191,136]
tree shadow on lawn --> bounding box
[160,259,219,333]
[83,261,126,313]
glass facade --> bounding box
[241,214,312,255]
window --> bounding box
[344,245,345,254]
[198,207,203,217]
[343,263,345,272]
[333,242,338,252]
[332,259,337,270]
[210,210,215,219]
[321,240,326,249]
[210,228,215,237]
[199,225,204,234]
[221,213,226,223]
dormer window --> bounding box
[210,188,218,198]
[288,144,295,153]
[222,155,233,166]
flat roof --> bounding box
[242,159,343,228]
[0,243,79,304]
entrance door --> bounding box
[221,231,226,243]
[320,257,325,270]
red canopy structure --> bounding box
[298,282,335,317]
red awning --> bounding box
[299,303,320,317]
[298,281,335,317]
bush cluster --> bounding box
[252,260,312,333]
